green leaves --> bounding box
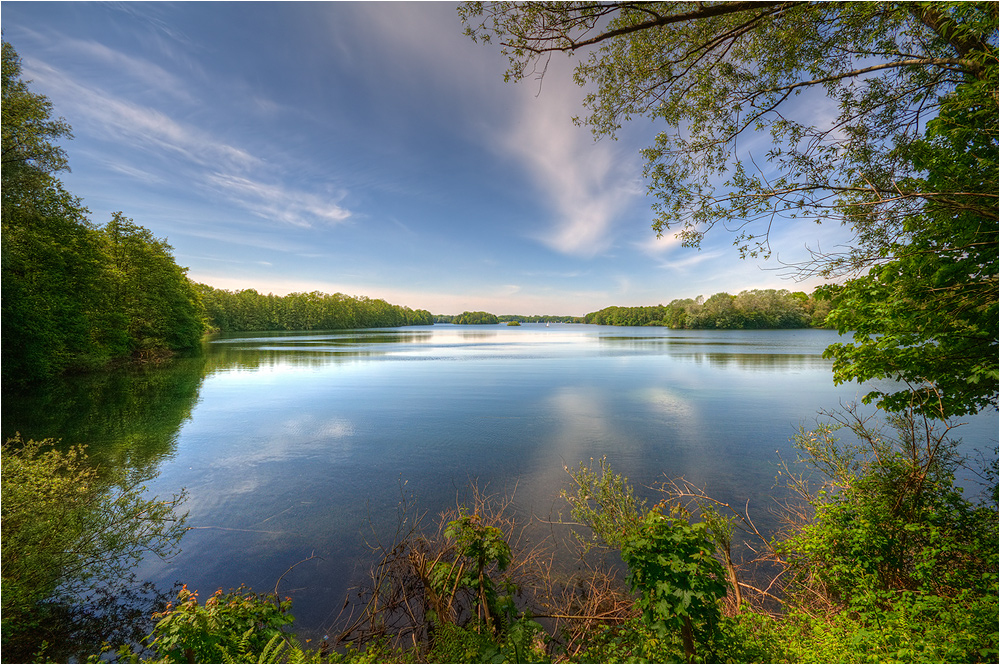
[777,405,999,662]
[99,212,205,355]
[1,436,188,661]
[145,585,294,664]
[560,457,645,552]
[822,54,998,417]
[621,505,727,660]
[2,40,208,383]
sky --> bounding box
[2,1,847,316]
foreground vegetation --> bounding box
[4,400,996,663]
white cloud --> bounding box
[24,56,258,171]
[335,4,646,258]
[205,174,351,228]
[23,54,352,228]
[59,37,195,103]
[496,60,644,257]
[634,231,684,256]
[655,249,724,272]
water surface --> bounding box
[4,324,994,637]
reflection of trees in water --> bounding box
[681,352,829,371]
[201,330,438,374]
[2,357,201,662]
[598,337,830,371]
[6,578,180,664]
[1,354,207,480]
[203,345,384,374]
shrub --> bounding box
[143,585,296,663]
[1,435,186,661]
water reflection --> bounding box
[203,345,386,373]
[2,355,207,478]
[675,352,829,370]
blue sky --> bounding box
[3,2,845,316]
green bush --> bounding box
[621,505,728,662]
[1,436,187,661]
[777,406,999,662]
[142,585,296,663]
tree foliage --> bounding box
[821,56,998,417]
[2,40,206,383]
[195,284,433,332]
[774,404,999,662]
[101,213,205,356]
[451,311,500,325]
[1,436,188,662]
[460,2,998,416]
[584,288,826,328]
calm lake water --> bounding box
[3,324,996,639]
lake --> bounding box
[3,324,995,641]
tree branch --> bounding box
[507,1,802,54]
[757,58,977,97]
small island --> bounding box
[450,311,499,325]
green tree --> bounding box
[100,212,205,356]
[460,2,998,415]
[452,311,499,325]
[2,40,109,381]
[821,59,998,417]
[1,436,188,661]
[2,40,207,380]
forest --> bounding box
[437,291,831,328]
[583,289,832,328]
[445,310,501,325]
[196,284,433,332]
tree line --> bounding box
[435,313,581,324]
[196,285,433,332]
[434,290,832,330]
[584,289,832,329]
[441,311,500,325]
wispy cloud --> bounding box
[633,231,684,256]
[25,55,258,170]
[22,52,352,228]
[497,61,644,257]
[336,4,645,258]
[59,36,195,103]
[656,249,724,272]
[205,174,350,227]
